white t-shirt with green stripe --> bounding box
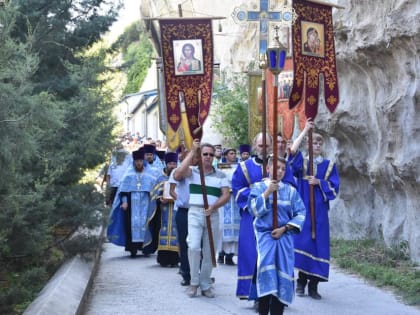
[188,166,229,207]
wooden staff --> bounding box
[272,74,279,230]
[259,54,268,173]
[196,147,217,267]
[308,129,316,239]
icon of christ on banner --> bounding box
[174,39,204,76]
[159,18,214,151]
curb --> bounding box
[23,227,105,315]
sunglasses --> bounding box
[202,152,215,157]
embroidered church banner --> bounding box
[289,0,339,120]
[159,19,214,150]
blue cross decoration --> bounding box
[234,0,294,55]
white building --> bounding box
[120,61,165,142]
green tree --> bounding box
[112,22,154,95]
[11,0,122,98]
[0,2,121,313]
[212,72,249,148]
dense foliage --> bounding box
[212,72,249,148]
[111,21,153,95]
[0,1,122,313]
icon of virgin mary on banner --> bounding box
[159,19,214,150]
[289,0,339,119]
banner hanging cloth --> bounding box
[159,19,214,150]
[289,0,339,120]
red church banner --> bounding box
[289,0,339,120]
[159,19,214,150]
[265,58,306,140]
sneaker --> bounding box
[186,285,198,298]
[201,288,215,298]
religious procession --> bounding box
[101,1,343,314]
[6,0,419,314]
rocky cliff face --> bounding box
[329,0,420,262]
[140,0,420,262]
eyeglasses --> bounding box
[202,152,215,157]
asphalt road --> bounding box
[82,243,420,315]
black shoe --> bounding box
[130,250,137,258]
[217,251,225,264]
[308,289,322,300]
[296,282,305,296]
[225,253,235,265]
[253,300,259,313]
[180,279,190,286]
[308,280,322,300]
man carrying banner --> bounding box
[288,122,340,300]
[173,139,230,298]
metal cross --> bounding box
[233,0,295,55]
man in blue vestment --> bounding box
[288,124,340,300]
[107,148,158,257]
[232,132,297,301]
[238,144,251,162]
[144,143,164,177]
[149,152,180,267]
[247,156,306,315]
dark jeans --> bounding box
[176,207,190,281]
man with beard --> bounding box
[238,144,251,162]
[144,143,164,177]
[107,148,158,257]
[149,152,180,267]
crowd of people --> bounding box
[104,120,340,315]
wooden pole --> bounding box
[272,74,279,229]
[196,147,217,267]
[177,4,183,17]
[259,55,268,174]
[308,129,316,239]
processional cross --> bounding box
[232,0,294,55]
[233,1,297,230]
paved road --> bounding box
[83,243,419,315]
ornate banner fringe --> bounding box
[289,0,339,120]
[159,19,214,150]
